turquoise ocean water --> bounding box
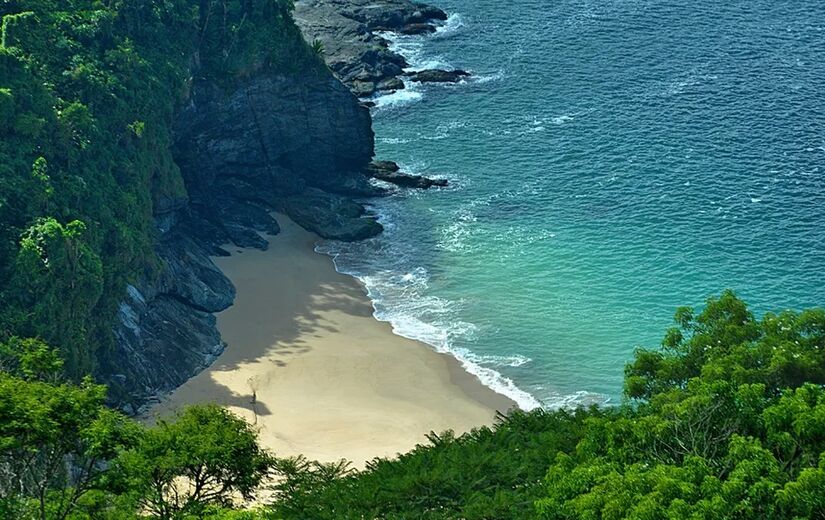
[317,0,825,409]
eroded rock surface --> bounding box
[295,0,447,96]
[408,69,470,83]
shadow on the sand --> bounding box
[155,231,375,422]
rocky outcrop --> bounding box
[106,68,383,409]
[277,188,382,241]
[294,0,448,97]
[106,232,234,410]
[174,73,384,242]
[407,69,470,83]
[366,160,448,189]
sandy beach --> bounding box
[149,214,514,466]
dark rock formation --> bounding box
[277,188,382,241]
[376,77,405,91]
[365,160,448,189]
[107,232,233,406]
[407,69,471,83]
[399,23,437,35]
[107,0,456,411]
[174,75,374,200]
[107,69,382,408]
[294,0,448,96]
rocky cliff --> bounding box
[105,69,381,411]
[104,0,453,411]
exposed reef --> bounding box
[366,160,448,189]
[294,0,450,97]
[408,69,470,83]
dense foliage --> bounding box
[0,0,322,382]
[1,293,824,518]
[0,338,272,519]
[1,4,824,518]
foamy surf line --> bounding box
[315,243,542,411]
[370,13,465,111]
[331,11,542,411]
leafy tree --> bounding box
[0,371,140,520]
[534,292,825,519]
[115,405,273,519]
[0,336,64,382]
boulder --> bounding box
[407,69,471,83]
[276,188,383,241]
[365,160,449,189]
[376,77,405,91]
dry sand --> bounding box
[149,214,515,467]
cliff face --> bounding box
[103,0,452,411]
[105,68,380,411]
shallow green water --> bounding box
[319,0,825,408]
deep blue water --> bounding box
[318,0,825,408]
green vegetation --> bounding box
[115,405,273,518]
[0,0,323,382]
[1,2,823,519]
[0,339,272,519]
[1,292,824,519]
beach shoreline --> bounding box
[148,214,515,467]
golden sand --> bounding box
[149,215,514,467]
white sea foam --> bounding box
[315,202,543,411]
[464,352,533,368]
[377,136,412,145]
[319,11,548,411]
[377,30,451,72]
[543,390,609,409]
[473,70,506,84]
[372,86,424,110]
[433,13,465,38]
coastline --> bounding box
[149,214,515,467]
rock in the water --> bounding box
[370,160,401,173]
[376,77,405,91]
[399,22,436,35]
[277,188,383,241]
[407,69,470,83]
[365,160,448,189]
[294,0,448,95]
